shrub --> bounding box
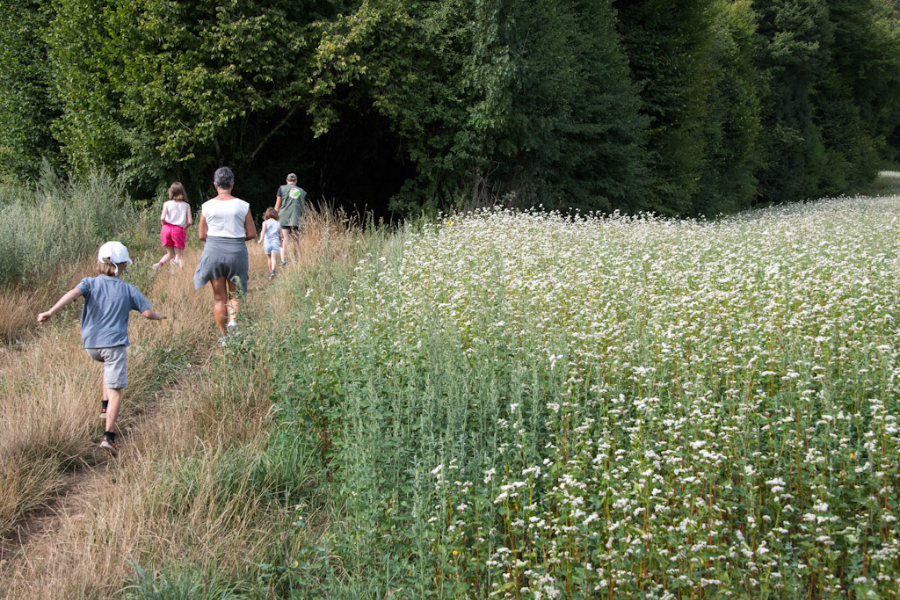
[0,162,138,285]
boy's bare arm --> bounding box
[141,308,167,321]
[38,288,83,324]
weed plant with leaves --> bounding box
[271,199,900,598]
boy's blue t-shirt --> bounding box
[76,275,151,348]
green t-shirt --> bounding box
[278,184,307,227]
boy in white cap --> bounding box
[38,242,167,457]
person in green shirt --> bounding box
[274,173,307,266]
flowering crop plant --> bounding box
[275,198,900,598]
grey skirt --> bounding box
[193,236,249,294]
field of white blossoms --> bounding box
[274,196,900,598]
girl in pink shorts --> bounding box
[154,182,193,269]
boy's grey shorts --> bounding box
[85,346,128,389]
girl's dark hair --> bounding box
[97,258,118,276]
[168,181,188,203]
[213,166,235,189]
[263,207,278,221]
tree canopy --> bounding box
[1,0,899,216]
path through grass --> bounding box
[0,209,362,599]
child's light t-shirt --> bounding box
[76,275,151,348]
[164,200,189,228]
[262,219,281,247]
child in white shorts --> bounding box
[38,242,167,457]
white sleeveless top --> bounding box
[201,198,249,238]
[163,200,189,228]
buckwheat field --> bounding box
[275,197,900,598]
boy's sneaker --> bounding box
[280,260,286,267]
[100,437,119,458]
[269,270,275,280]
[151,262,162,271]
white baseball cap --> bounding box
[97,241,133,265]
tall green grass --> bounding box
[122,563,254,600]
[0,163,140,285]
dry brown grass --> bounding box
[0,259,114,540]
[0,288,49,344]
[263,203,364,316]
[0,259,100,344]
[1,353,278,599]
[0,212,361,599]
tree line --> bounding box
[2,0,899,216]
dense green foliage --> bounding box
[0,1,60,179]
[1,0,899,214]
[753,0,900,202]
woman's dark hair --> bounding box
[213,166,235,189]
[168,181,187,203]
[263,207,278,221]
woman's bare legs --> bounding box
[210,277,230,334]
[210,276,239,334]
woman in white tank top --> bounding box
[192,167,257,337]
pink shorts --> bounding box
[161,223,186,249]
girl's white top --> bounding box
[201,198,250,238]
[164,200,189,228]
[263,219,281,246]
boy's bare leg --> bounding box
[279,230,287,264]
[104,387,122,432]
